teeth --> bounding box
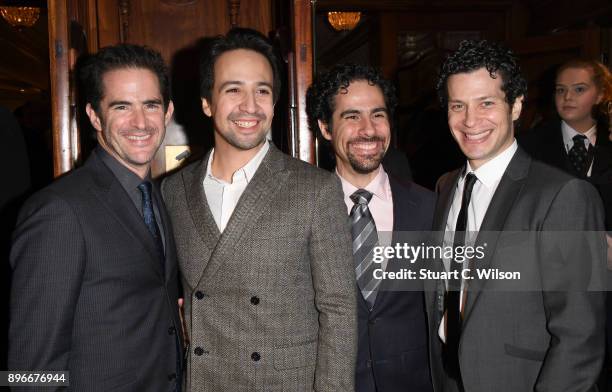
[465,130,490,141]
[126,134,151,141]
[352,142,377,150]
[234,120,257,128]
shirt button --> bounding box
[251,352,261,361]
[194,347,204,356]
[195,291,205,300]
[168,326,176,335]
[250,296,260,305]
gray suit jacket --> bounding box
[162,144,357,391]
[425,147,606,392]
[9,149,183,391]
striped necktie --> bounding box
[350,189,380,310]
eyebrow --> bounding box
[556,82,589,86]
[218,81,274,91]
[108,98,162,107]
[339,107,388,117]
[108,100,132,107]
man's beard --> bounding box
[346,137,386,174]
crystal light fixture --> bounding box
[0,6,40,28]
[327,11,361,31]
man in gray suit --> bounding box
[425,40,606,391]
[161,28,357,391]
[9,44,183,391]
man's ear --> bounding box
[318,120,332,141]
[511,95,524,122]
[165,100,175,125]
[201,98,212,117]
[85,103,103,132]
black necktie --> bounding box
[350,189,380,310]
[444,172,477,381]
[568,134,593,178]
[138,181,165,262]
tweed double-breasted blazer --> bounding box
[162,144,358,391]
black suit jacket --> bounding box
[355,174,435,392]
[518,120,612,229]
[9,149,183,391]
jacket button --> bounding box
[250,296,260,305]
[168,326,176,335]
[195,291,205,300]
[168,373,176,381]
[194,347,204,356]
[251,352,261,361]
[368,318,377,325]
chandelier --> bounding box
[327,12,361,31]
[0,6,40,28]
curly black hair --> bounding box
[306,63,397,138]
[199,28,281,103]
[436,40,527,109]
[79,44,170,114]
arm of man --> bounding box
[536,179,606,391]
[9,189,85,374]
[309,174,358,392]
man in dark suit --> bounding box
[425,40,606,392]
[306,63,435,391]
[161,28,357,391]
[9,44,183,391]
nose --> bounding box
[239,91,259,114]
[563,89,573,101]
[358,116,376,137]
[463,105,476,128]
[130,107,146,130]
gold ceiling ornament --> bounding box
[327,11,361,31]
[0,6,40,28]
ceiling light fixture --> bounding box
[0,6,40,28]
[327,11,361,31]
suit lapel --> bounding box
[182,151,221,286]
[462,148,530,325]
[427,170,461,320]
[198,145,290,285]
[376,178,422,302]
[87,151,164,279]
[153,182,176,282]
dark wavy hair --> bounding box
[199,28,281,103]
[306,63,397,138]
[79,44,170,114]
[436,40,527,108]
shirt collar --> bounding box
[462,139,518,189]
[337,165,392,202]
[561,120,597,151]
[205,139,270,184]
[97,146,148,190]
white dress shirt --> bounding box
[439,140,518,342]
[337,166,394,270]
[561,120,597,177]
[203,141,269,232]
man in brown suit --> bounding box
[161,28,357,391]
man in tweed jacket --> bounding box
[162,28,357,391]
